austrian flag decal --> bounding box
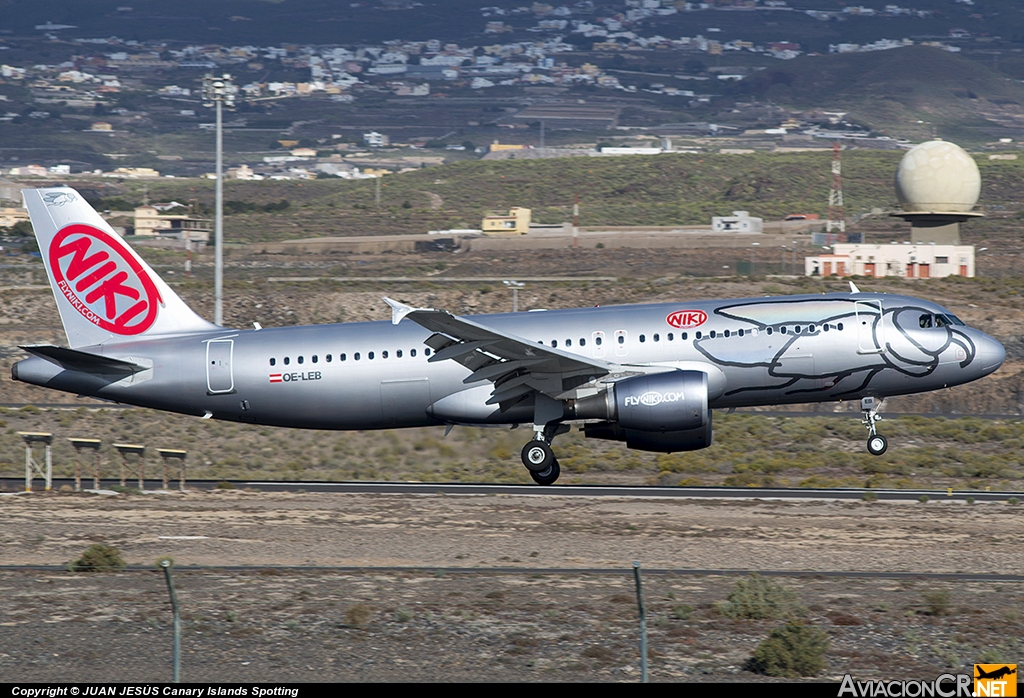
[666,309,708,329]
[48,224,162,335]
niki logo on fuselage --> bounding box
[48,224,162,335]
[666,309,707,328]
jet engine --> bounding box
[573,370,712,453]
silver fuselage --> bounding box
[12,292,1005,429]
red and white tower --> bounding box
[826,141,846,243]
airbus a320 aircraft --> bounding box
[12,187,1006,484]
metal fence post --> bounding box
[160,559,180,683]
[632,561,647,683]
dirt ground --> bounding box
[1,491,1022,682]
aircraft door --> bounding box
[206,339,234,394]
[614,330,628,357]
[592,331,605,358]
[855,301,884,355]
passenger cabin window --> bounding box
[595,336,602,346]
[668,333,674,341]
[326,354,332,362]
[368,352,375,360]
[411,349,417,357]
[397,350,403,358]
[617,335,625,345]
[654,334,660,342]
[580,338,586,347]
[270,358,276,366]
[354,353,360,361]
[298,356,304,365]
[312,355,318,364]
[341,353,347,361]
[284,357,291,365]
[382,351,388,359]
[639,335,646,343]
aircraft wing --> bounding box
[384,298,615,405]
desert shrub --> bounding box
[747,620,829,677]
[826,611,863,626]
[582,645,616,663]
[922,590,951,616]
[343,604,373,628]
[718,574,803,619]
[671,604,693,620]
[69,543,126,572]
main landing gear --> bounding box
[861,396,888,456]
[521,423,569,485]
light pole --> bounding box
[503,280,525,312]
[750,242,759,277]
[202,74,235,326]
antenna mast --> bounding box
[826,141,845,243]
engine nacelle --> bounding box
[576,370,712,453]
[614,370,707,432]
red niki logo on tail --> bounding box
[666,309,708,329]
[48,224,162,335]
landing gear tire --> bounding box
[521,441,554,472]
[530,458,560,485]
[866,434,888,456]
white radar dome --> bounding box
[895,139,981,213]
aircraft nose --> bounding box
[978,335,1006,375]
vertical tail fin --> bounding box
[23,187,218,348]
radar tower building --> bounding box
[892,139,982,245]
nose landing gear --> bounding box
[861,397,888,456]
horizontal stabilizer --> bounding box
[21,345,144,374]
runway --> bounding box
[3,477,1021,502]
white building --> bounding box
[363,131,389,147]
[712,210,763,233]
[804,243,975,279]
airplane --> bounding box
[11,187,1006,485]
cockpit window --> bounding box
[919,314,933,329]
[937,313,965,326]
